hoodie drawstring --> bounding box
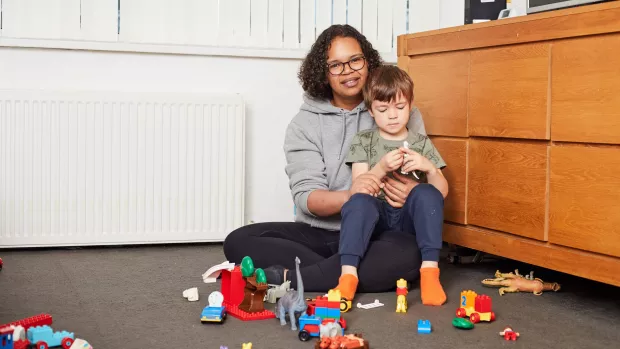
[338,112,345,160]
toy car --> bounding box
[26,325,75,349]
[201,291,227,323]
[456,290,496,323]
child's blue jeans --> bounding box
[339,184,444,268]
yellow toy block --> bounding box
[242,343,252,349]
[327,289,342,302]
[459,290,477,309]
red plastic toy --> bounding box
[500,326,520,341]
[0,314,53,331]
[220,266,275,321]
[456,291,495,323]
[0,257,3,270]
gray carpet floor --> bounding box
[1,244,619,349]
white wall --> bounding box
[0,47,303,224]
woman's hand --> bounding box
[400,147,437,174]
[383,171,418,208]
[349,172,383,197]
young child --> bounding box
[334,65,449,306]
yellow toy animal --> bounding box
[395,278,408,313]
[242,343,252,349]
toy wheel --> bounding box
[35,341,49,349]
[456,308,466,317]
[340,299,350,312]
[490,312,496,321]
[61,337,74,349]
[298,330,311,342]
[470,313,480,324]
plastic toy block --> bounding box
[460,290,477,308]
[27,325,74,348]
[500,326,520,341]
[327,301,340,309]
[0,314,52,332]
[220,266,246,307]
[418,320,432,334]
[327,289,341,302]
[452,317,474,330]
[315,297,329,308]
[315,307,328,318]
[327,308,340,318]
[14,340,30,349]
[475,295,492,313]
[356,299,384,309]
[222,302,275,321]
[70,338,93,349]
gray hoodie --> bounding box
[283,94,427,231]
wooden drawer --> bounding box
[407,51,469,137]
[469,43,550,140]
[430,137,468,224]
[551,34,620,144]
[549,145,620,257]
[467,139,548,240]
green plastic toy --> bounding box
[240,256,255,277]
[255,268,267,284]
[452,317,474,329]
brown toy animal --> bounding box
[315,334,369,349]
[482,269,561,296]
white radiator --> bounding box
[0,90,245,247]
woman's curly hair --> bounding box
[298,24,383,100]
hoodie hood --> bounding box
[300,94,368,160]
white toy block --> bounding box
[202,261,235,283]
[356,299,384,309]
[183,287,200,302]
[11,325,25,340]
[70,338,93,349]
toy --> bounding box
[314,333,369,349]
[456,290,495,323]
[500,326,520,341]
[275,257,308,330]
[242,343,252,349]
[0,257,3,270]
[482,269,561,296]
[417,320,431,334]
[201,291,227,323]
[319,322,343,338]
[218,258,275,321]
[183,287,199,301]
[27,325,75,349]
[298,290,347,342]
[203,261,235,283]
[0,314,53,331]
[395,278,408,313]
[0,327,14,349]
[452,317,474,330]
[238,256,269,313]
[69,339,92,349]
[264,280,292,303]
[356,300,384,309]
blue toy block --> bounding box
[418,320,432,334]
[315,307,328,318]
[27,325,75,347]
[327,308,340,319]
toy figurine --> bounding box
[315,333,370,349]
[275,257,308,330]
[482,269,561,296]
[500,326,520,341]
[395,278,408,313]
[238,256,269,313]
[242,343,252,349]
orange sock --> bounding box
[334,274,359,300]
[420,267,447,306]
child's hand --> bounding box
[379,149,404,173]
[400,147,436,174]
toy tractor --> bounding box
[455,290,496,323]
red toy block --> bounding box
[475,295,492,313]
[327,301,340,309]
[315,297,328,308]
[0,314,52,331]
[306,303,316,316]
[220,266,246,307]
[223,301,276,321]
[14,339,31,349]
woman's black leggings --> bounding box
[223,221,422,293]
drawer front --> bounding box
[430,137,468,224]
[551,34,620,144]
[469,43,550,140]
[549,145,620,257]
[408,51,469,137]
[467,139,548,240]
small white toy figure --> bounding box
[69,338,93,349]
[182,287,199,302]
[208,291,224,307]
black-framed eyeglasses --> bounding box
[327,56,366,75]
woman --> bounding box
[223,25,437,296]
